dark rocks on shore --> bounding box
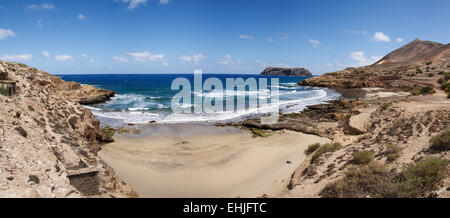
[261,67,312,77]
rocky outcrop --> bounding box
[0,60,136,198]
[36,75,115,105]
[261,67,312,77]
[299,39,450,90]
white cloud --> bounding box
[113,56,128,63]
[0,29,15,40]
[350,51,380,67]
[162,62,169,66]
[121,0,148,10]
[26,3,55,11]
[81,54,89,58]
[42,51,50,58]
[126,51,165,63]
[0,54,32,62]
[396,38,404,43]
[373,32,391,42]
[159,0,169,4]
[217,54,241,65]
[309,39,321,48]
[179,53,206,63]
[240,34,254,40]
[89,59,95,63]
[78,14,86,20]
[350,51,367,63]
[54,55,74,62]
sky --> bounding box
[0,0,449,75]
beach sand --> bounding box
[99,124,330,198]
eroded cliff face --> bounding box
[0,60,137,198]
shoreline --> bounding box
[98,123,331,197]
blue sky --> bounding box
[0,0,449,75]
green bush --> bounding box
[416,68,423,74]
[430,130,450,151]
[305,143,321,156]
[438,71,445,75]
[311,142,342,164]
[437,78,445,84]
[445,73,450,81]
[102,126,116,138]
[441,82,450,92]
[427,73,433,77]
[320,162,397,198]
[402,86,413,92]
[398,157,447,198]
[385,144,402,162]
[250,128,268,137]
[411,86,435,96]
[426,61,432,65]
[321,157,448,198]
[352,151,374,165]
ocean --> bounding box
[60,74,340,127]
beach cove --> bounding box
[99,123,330,197]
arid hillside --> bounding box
[0,60,136,197]
[299,39,450,93]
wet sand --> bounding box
[99,124,330,198]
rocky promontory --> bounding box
[0,60,136,197]
[261,67,312,77]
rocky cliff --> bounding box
[299,39,450,90]
[0,60,137,197]
[261,67,312,77]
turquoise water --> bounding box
[60,74,340,126]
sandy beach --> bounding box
[99,124,330,198]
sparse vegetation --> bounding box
[311,142,342,164]
[385,144,402,162]
[250,128,268,137]
[320,161,397,198]
[402,86,413,92]
[305,143,321,156]
[102,126,116,138]
[426,61,432,65]
[14,127,28,138]
[351,150,374,165]
[445,72,450,81]
[427,73,434,77]
[411,86,435,96]
[398,157,447,198]
[416,68,423,74]
[429,130,450,151]
[440,82,450,92]
[321,157,448,198]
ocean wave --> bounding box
[86,88,340,124]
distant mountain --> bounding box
[374,39,449,65]
[261,67,312,77]
[299,39,450,90]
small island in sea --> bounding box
[260,67,312,77]
[0,0,449,203]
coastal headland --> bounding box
[1,39,449,198]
